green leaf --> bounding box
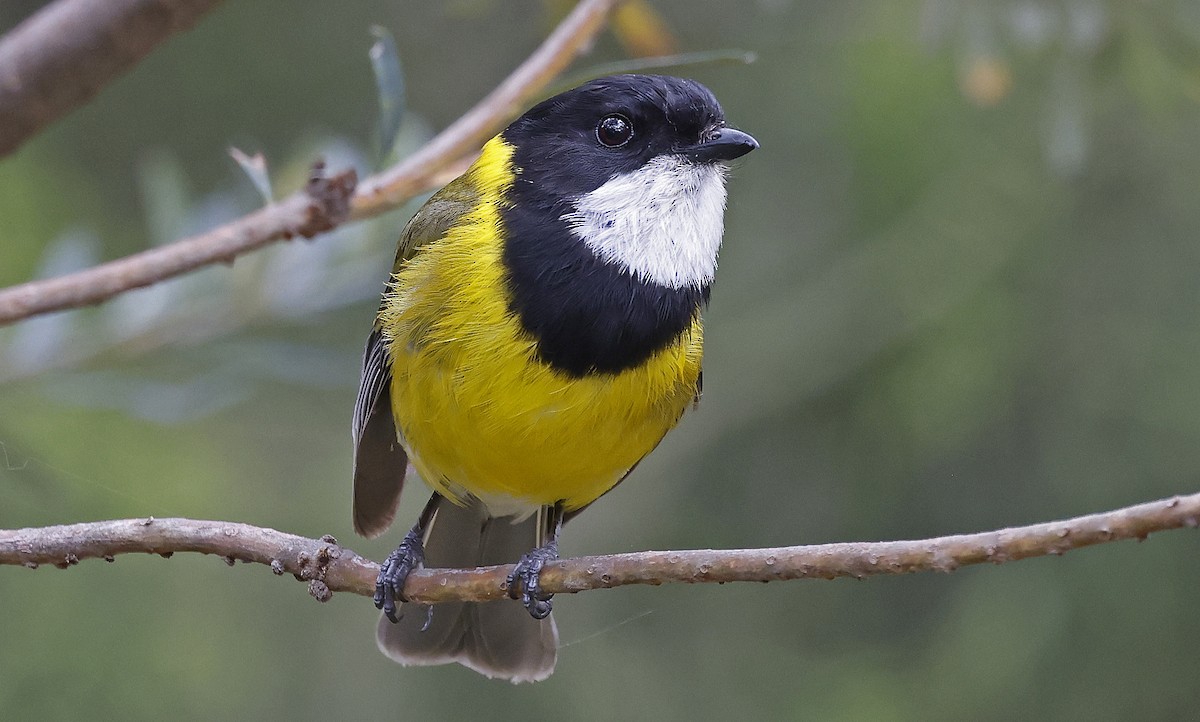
[139,150,194,242]
[369,25,406,166]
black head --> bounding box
[498,75,756,377]
[502,74,757,199]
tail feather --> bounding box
[376,496,558,682]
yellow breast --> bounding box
[379,139,702,511]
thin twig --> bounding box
[0,0,621,327]
[0,0,225,158]
[0,163,357,324]
[350,0,621,218]
[2,492,1196,605]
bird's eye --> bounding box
[596,114,633,148]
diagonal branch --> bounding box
[0,0,622,327]
[0,162,357,325]
[2,492,1196,605]
[351,0,620,218]
[0,0,226,159]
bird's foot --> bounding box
[374,525,426,623]
[506,538,559,620]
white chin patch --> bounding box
[561,156,728,289]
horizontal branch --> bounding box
[0,0,225,158]
[2,492,1196,605]
[0,0,620,327]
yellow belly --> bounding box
[379,143,702,511]
[387,321,701,511]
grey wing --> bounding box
[351,176,480,538]
[352,327,407,538]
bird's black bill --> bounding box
[681,127,759,163]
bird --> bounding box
[351,73,757,683]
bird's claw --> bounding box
[374,526,425,624]
[506,543,558,620]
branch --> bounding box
[3,492,1197,605]
[350,0,620,219]
[0,0,226,158]
[0,0,622,327]
[0,163,357,325]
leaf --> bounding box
[369,25,406,166]
[228,147,273,204]
[554,50,758,94]
[2,229,99,373]
[138,150,193,244]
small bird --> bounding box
[352,73,756,682]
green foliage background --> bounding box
[3,1,1200,719]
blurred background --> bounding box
[3,0,1200,719]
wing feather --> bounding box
[352,174,481,538]
[352,328,407,538]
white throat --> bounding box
[561,157,728,289]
